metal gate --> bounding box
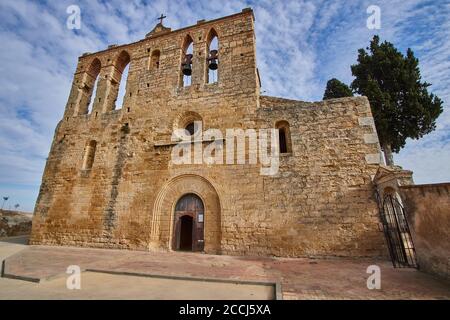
[379,193,417,268]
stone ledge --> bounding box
[86,268,281,300]
[154,138,225,147]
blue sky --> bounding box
[0,0,449,212]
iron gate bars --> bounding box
[379,193,418,268]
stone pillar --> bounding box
[75,72,97,115]
[63,71,91,118]
[192,31,206,87]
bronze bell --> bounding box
[207,50,218,70]
[182,64,192,76]
[182,54,193,76]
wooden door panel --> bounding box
[173,194,205,252]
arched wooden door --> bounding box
[173,194,204,252]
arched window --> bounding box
[180,35,194,87]
[81,58,101,115]
[185,122,196,136]
[275,120,292,154]
[82,140,97,170]
[114,50,131,110]
[174,111,203,139]
[206,29,219,84]
[150,50,160,70]
[279,128,288,153]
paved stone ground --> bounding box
[1,237,449,300]
[0,271,274,300]
[0,235,29,261]
[0,237,274,300]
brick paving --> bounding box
[2,244,450,300]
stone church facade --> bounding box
[30,9,387,258]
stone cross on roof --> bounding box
[145,14,171,38]
[157,14,167,25]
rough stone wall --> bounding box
[30,9,387,258]
[257,96,386,257]
[0,210,32,237]
[400,184,450,280]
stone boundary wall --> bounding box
[400,183,450,280]
[0,209,32,237]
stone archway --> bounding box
[150,174,221,254]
